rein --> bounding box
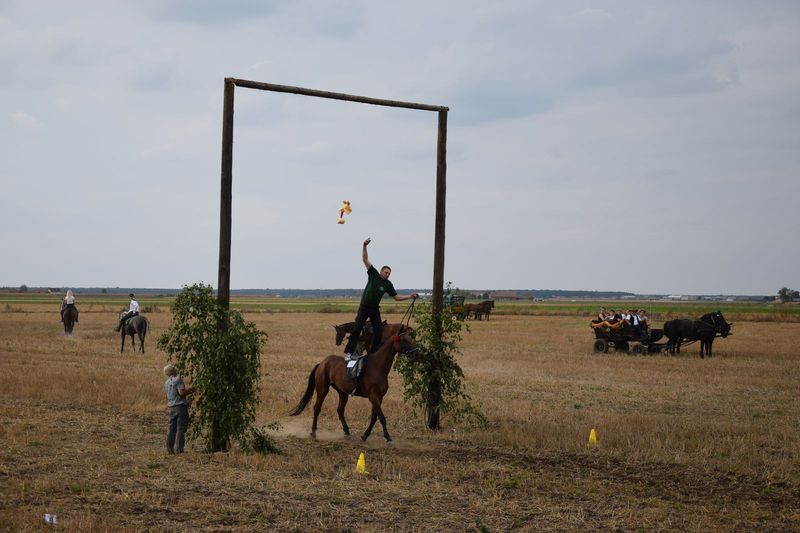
[699,314,721,332]
[399,297,416,330]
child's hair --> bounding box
[163,364,177,377]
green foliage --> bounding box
[157,283,272,453]
[240,423,283,455]
[778,287,799,303]
[394,300,485,428]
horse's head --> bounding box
[392,332,419,358]
[333,324,348,346]
[702,311,732,337]
[714,311,732,337]
[397,324,414,335]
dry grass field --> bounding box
[1,300,799,531]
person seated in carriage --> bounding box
[60,289,78,323]
[639,309,650,329]
[115,293,140,331]
[597,307,609,321]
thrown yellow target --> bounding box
[338,200,353,224]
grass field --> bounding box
[3,292,799,321]
[1,297,798,531]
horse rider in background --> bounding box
[115,293,140,331]
[60,289,78,323]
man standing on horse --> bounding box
[115,293,140,331]
[343,238,418,361]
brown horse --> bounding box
[463,303,480,320]
[289,329,418,444]
[333,320,406,355]
[475,300,495,321]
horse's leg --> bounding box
[120,332,125,353]
[362,394,391,443]
[368,395,392,443]
[361,409,379,442]
[310,381,329,439]
[139,330,146,354]
[336,391,351,437]
[130,333,136,352]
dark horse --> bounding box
[473,300,495,321]
[119,312,150,353]
[664,311,732,358]
[333,320,407,355]
[62,306,78,335]
[289,329,418,444]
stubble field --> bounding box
[1,299,798,531]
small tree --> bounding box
[778,287,799,303]
[158,283,269,452]
[394,301,485,430]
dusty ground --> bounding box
[1,305,798,531]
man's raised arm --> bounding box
[362,238,372,269]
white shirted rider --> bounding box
[115,293,140,331]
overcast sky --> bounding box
[2,1,798,295]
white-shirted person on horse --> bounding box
[60,289,78,323]
[115,293,140,331]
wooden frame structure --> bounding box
[217,78,449,317]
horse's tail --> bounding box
[289,363,319,416]
[144,316,151,333]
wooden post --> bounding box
[431,109,448,317]
[217,79,235,310]
[426,108,448,431]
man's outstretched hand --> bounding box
[363,238,371,246]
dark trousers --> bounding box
[118,311,138,329]
[344,304,383,355]
[166,404,189,453]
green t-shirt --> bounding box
[361,265,397,307]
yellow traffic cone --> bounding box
[587,428,598,447]
[356,451,369,474]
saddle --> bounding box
[346,355,368,397]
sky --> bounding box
[2,1,799,295]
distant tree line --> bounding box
[778,287,799,303]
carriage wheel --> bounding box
[631,344,645,355]
[593,339,609,354]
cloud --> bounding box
[147,0,287,25]
[10,111,37,128]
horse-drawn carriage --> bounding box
[591,321,665,355]
[591,311,732,358]
[444,295,467,320]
